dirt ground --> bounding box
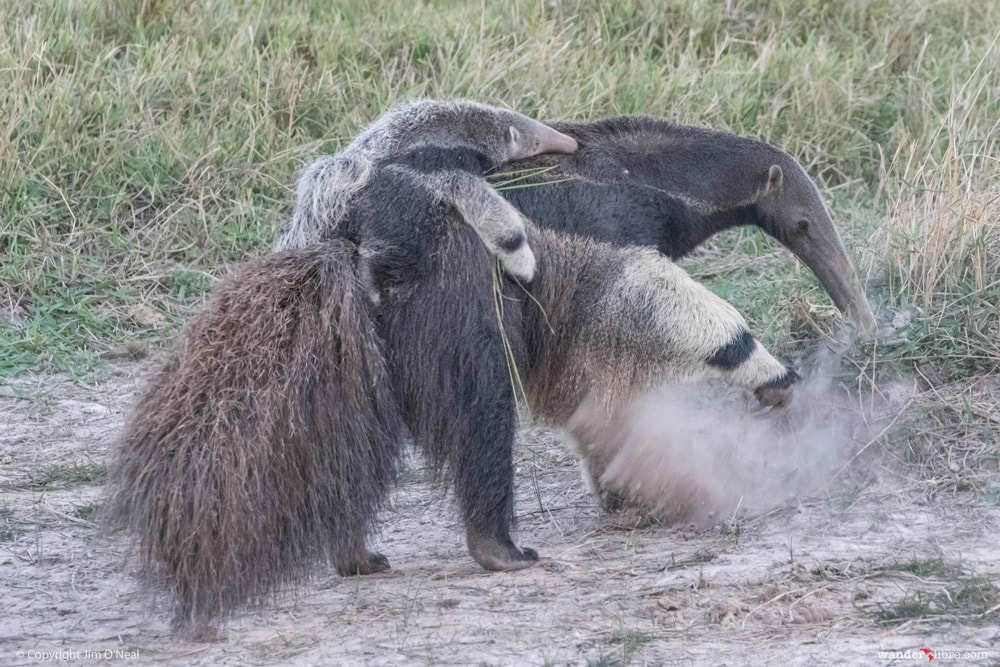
[1,360,998,666]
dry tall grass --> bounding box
[879,34,999,296]
[871,30,999,371]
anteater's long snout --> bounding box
[537,123,579,154]
[516,118,578,156]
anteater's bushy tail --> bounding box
[104,240,405,631]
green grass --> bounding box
[0,503,17,542]
[857,558,1000,626]
[884,557,955,579]
[867,560,1000,625]
[611,629,655,665]
[72,502,101,521]
[22,462,109,490]
[2,0,998,400]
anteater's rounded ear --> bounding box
[764,164,783,195]
[506,125,522,151]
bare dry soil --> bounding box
[1,361,998,666]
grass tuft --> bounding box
[23,462,108,490]
[612,629,655,665]
[871,576,999,626]
[865,558,1000,626]
[0,503,17,542]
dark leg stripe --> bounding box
[497,231,526,253]
[707,329,755,370]
[756,367,800,390]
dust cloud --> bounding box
[565,339,913,526]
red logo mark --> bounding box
[920,648,934,661]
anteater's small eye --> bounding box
[797,219,810,234]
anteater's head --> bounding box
[364,99,578,167]
[753,160,876,333]
[444,100,579,164]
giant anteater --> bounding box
[107,192,797,631]
[500,117,876,331]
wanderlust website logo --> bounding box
[876,647,992,661]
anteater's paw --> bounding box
[754,384,794,409]
[336,551,391,576]
[467,530,539,572]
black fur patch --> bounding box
[497,230,526,253]
[394,145,491,175]
[756,366,800,390]
[340,166,447,293]
[706,329,755,369]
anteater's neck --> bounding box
[663,202,760,259]
[700,203,761,244]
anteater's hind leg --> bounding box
[377,221,539,572]
[453,395,538,571]
[317,400,404,577]
[381,309,539,571]
[333,531,391,576]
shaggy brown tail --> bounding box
[104,240,405,631]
